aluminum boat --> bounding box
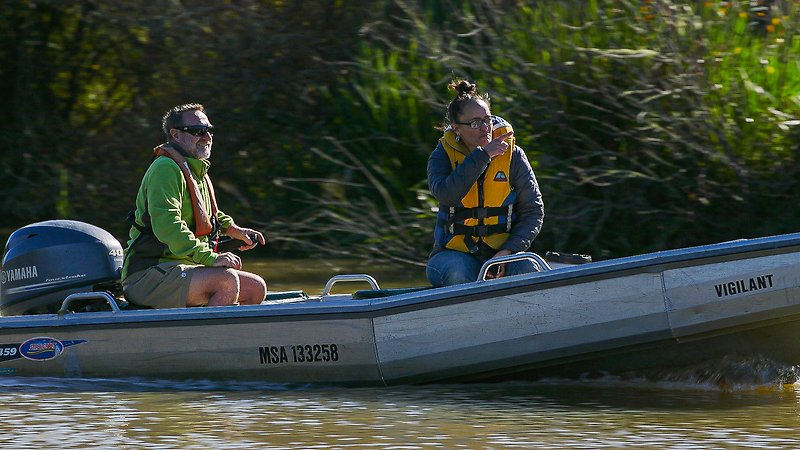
[1,220,799,385]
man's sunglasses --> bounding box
[174,125,214,137]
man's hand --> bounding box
[213,251,242,270]
[225,224,266,251]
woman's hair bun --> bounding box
[442,78,489,127]
[448,79,477,97]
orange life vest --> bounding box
[152,144,219,237]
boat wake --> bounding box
[531,355,800,392]
[639,355,800,391]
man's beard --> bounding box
[194,145,211,160]
[169,139,211,160]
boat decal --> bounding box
[0,265,38,283]
[0,344,20,362]
[714,274,775,298]
[259,344,340,365]
[3,275,89,295]
[0,337,87,363]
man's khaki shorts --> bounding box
[122,261,202,309]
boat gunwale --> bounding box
[1,232,799,330]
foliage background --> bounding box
[1,0,799,267]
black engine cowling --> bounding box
[0,220,123,316]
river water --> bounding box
[3,258,800,448]
[2,376,800,448]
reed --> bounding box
[291,0,800,263]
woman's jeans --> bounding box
[426,249,537,287]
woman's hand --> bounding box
[483,131,514,158]
[486,248,513,279]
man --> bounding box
[122,103,267,308]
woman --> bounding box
[426,79,545,287]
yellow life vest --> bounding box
[438,117,515,254]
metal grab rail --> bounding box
[322,274,380,296]
[477,252,551,281]
[59,291,121,315]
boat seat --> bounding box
[265,290,308,301]
[261,290,309,305]
[351,286,432,300]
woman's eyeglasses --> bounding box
[455,118,491,129]
[174,125,214,137]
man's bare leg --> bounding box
[236,270,267,305]
[186,267,240,306]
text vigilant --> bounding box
[714,274,774,298]
[0,266,38,284]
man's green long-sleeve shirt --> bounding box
[121,155,234,280]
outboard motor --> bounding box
[0,220,124,316]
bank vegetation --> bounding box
[2,0,799,266]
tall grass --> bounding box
[8,1,798,265]
[292,0,800,263]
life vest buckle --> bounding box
[472,225,489,237]
[471,208,487,220]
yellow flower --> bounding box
[767,24,775,32]
[739,12,748,19]
[767,66,776,74]
[772,17,780,25]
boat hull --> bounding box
[0,314,383,384]
[1,233,800,385]
[372,250,800,384]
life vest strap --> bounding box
[451,223,509,237]
[152,144,219,237]
[449,205,511,222]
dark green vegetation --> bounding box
[1,0,799,266]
